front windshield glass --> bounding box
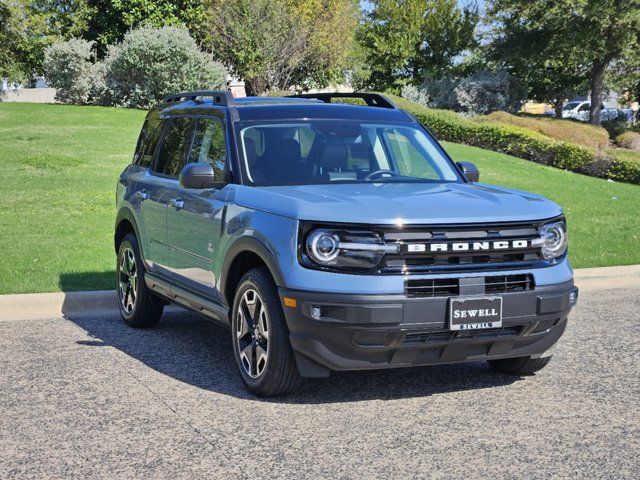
[563,102,580,111]
[239,121,462,185]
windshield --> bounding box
[238,121,462,185]
[563,102,581,111]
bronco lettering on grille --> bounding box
[406,239,531,253]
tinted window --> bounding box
[187,117,227,180]
[134,110,163,168]
[155,117,193,177]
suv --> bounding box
[115,91,578,396]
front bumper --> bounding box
[279,280,578,377]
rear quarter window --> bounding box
[134,110,163,168]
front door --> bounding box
[147,116,194,273]
[166,116,229,301]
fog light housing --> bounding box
[310,306,322,320]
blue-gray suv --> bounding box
[115,91,578,396]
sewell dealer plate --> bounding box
[449,296,503,331]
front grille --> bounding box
[381,221,545,273]
[402,326,522,345]
[485,274,534,293]
[405,278,459,297]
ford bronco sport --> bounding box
[115,91,578,396]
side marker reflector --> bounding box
[283,297,297,308]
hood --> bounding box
[234,182,563,225]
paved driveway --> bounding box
[1,285,638,479]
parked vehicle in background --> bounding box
[115,91,578,396]
[561,101,630,123]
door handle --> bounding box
[169,198,185,209]
[135,191,148,200]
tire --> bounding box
[231,267,301,396]
[117,233,164,328]
[488,355,552,375]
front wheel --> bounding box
[488,355,552,375]
[231,268,301,396]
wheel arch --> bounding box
[221,237,286,308]
[114,207,141,254]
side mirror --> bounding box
[456,161,480,182]
[179,162,225,189]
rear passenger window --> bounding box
[154,117,193,177]
[187,117,227,181]
[134,110,164,168]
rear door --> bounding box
[165,115,229,300]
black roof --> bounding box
[158,91,414,123]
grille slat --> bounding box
[405,279,460,297]
[405,274,534,296]
[402,326,522,345]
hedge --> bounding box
[388,94,640,186]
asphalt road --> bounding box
[1,286,639,479]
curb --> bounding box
[1,265,638,321]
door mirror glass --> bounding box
[179,162,225,189]
[456,161,480,182]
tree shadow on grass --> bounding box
[58,271,116,292]
[65,300,522,404]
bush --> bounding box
[402,78,461,111]
[454,70,525,115]
[103,26,227,109]
[607,149,640,184]
[388,94,640,185]
[43,39,102,105]
[483,111,610,150]
[616,131,640,151]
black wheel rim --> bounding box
[118,247,138,314]
[236,288,269,378]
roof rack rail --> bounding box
[287,92,396,109]
[163,90,234,106]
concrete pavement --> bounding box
[1,284,639,478]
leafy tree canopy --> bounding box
[358,0,478,91]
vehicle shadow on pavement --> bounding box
[68,311,521,404]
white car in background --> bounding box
[561,101,620,122]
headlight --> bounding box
[304,228,400,271]
[535,221,568,260]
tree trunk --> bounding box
[553,99,563,119]
[590,60,607,125]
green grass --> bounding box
[0,103,145,294]
[0,103,639,294]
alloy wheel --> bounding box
[236,288,270,378]
[118,247,138,314]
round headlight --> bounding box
[539,221,567,260]
[307,230,340,263]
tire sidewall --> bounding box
[231,270,282,391]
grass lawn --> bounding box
[1,103,639,294]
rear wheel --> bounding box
[488,355,552,375]
[231,268,301,396]
[117,233,164,328]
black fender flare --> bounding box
[220,236,286,301]
[114,207,141,254]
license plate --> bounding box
[449,296,503,331]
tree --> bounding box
[83,0,209,56]
[358,0,478,91]
[486,0,640,124]
[205,0,358,95]
[0,0,91,82]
